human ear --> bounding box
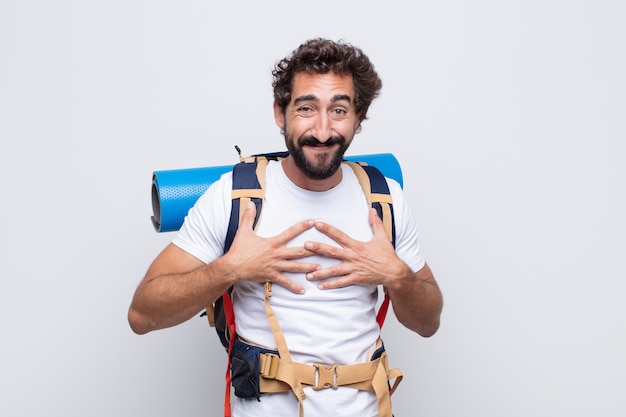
[273,101,285,129]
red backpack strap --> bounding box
[376,288,391,329]
[221,291,236,417]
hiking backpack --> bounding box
[202,150,398,417]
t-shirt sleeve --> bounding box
[388,178,426,272]
[171,172,233,264]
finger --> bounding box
[316,275,356,290]
[369,208,396,249]
[238,201,257,232]
[282,245,318,260]
[271,274,307,294]
[275,218,316,245]
[313,220,350,245]
[305,261,350,282]
[304,240,345,259]
[275,260,321,274]
[368,208,386,239]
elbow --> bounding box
[418,303,443,337]
[402,305,442,338]
[127,308,151,335]
[417,319,440,338]
[416,292,443,338]
[398,314,440,338]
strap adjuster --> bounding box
[259,353,280,379]
[313,364,338,390]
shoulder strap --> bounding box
[344,161,395,329]
[344,161,396,247]
[214,152,288,417]
[224,152,288,251]
[209,153,283,337]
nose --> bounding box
[311,112,332,142]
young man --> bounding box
[129,38,443,417]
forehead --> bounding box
[291,72,355,102]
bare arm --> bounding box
[128,243,232,335]
[128,202,320,335]
[304,208,443,337]
[384,262,442,337]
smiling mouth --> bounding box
[299,135,345,147]
[304,144,339,157]
[306,143,336,149]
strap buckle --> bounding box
[259,353,280,379]
[313,363,338,390]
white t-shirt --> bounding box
[173,160,425,417]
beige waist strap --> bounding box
[258,350,402,417]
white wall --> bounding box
[1,1,624,416]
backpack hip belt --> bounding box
[257,339,403,416]
[231,334,402,417]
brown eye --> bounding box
[331,108,348,119]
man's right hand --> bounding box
[221,201,319,294]
[128,201,319,334]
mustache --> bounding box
[298,135,345,147]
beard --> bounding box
[285,133,350,180]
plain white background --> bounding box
[1,1,624,416]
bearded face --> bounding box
[274,72,360,184]
[284,132,349,180]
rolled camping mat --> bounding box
[151,153,403,233]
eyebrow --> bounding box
[293,94,352,105]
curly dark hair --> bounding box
[272,38,382,123]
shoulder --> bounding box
[194,170,233,208]
[172,171,234,262]
[386,177,403,199]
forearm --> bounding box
[128,256,235,335]
[386,262,443,337]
